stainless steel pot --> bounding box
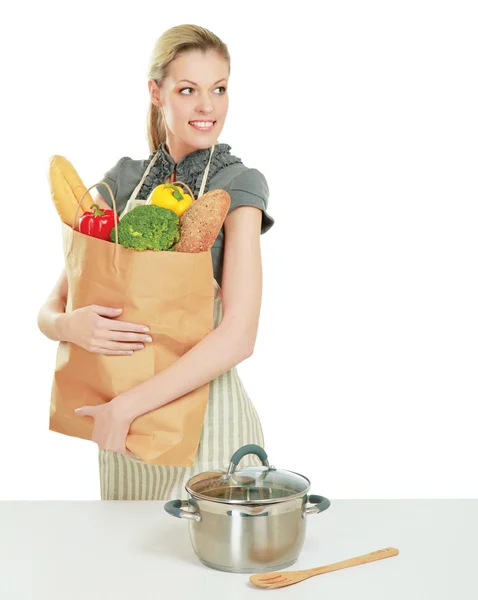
[164,444,330,573]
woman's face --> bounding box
[149,49,229,156]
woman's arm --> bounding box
[37,191,116,342]
[37,269,69,341]
[38,188,153,351]
[113,205,264,422]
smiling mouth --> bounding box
[189,120,216,130]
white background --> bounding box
[1,0,476,500]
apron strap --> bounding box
[127,150,161,203]
[198,144,215,198]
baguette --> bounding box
[174,189,231,253]
[48,155,93,228]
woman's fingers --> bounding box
[104,317,149,333]
[93,339,147,352]
[91,305,124,318]
[81,309,152,354]
[97,329,153,344]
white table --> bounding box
[0,500,476,599]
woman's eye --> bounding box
[179,86,227,95]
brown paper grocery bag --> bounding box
[49,182,215,466]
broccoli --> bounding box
[110,204,180,251]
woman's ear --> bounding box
[148,79,162,107]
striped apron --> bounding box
[98,278,265,500]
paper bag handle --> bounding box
[67,181,120,269]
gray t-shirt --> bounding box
[97,145,274,286]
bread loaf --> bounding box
[174,189,231,253]
[48,155,93,228]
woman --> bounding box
[37,24,274,500]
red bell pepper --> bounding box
[79,204,119,241]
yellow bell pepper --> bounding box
[147,183,193,217]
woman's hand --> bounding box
[58,304,152,356]
[75,400,135,455]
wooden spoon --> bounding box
[249,547,399,589]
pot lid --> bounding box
[186,444,311,505]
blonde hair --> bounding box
[146,24,230,154]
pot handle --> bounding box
[164,499,202,522]
[304,495,331,516]
[223,444,270,479]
